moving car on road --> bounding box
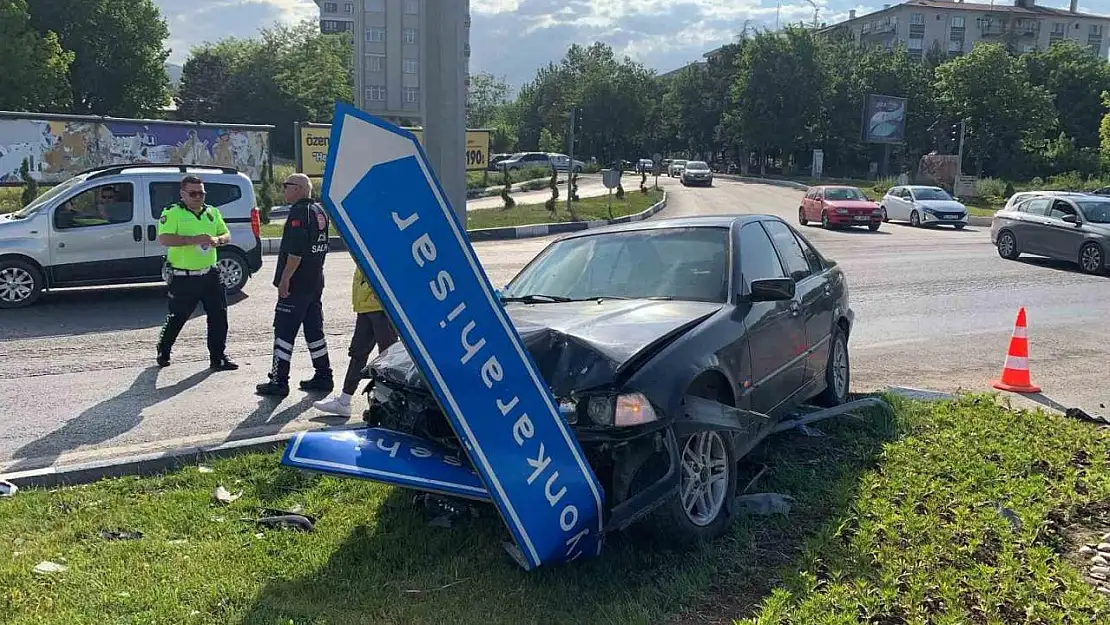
[680,161,713,186]
[669,159,688,177]
[0,164,263,309]
[548,153,585,173]
[1001,190,1089,212]
[499,152,552,172]
[880,185,968,228]
[991,193,1110,275]
[364,215,854,541]
[799,185,882,231]
[636,158,654,174]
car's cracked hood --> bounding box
[371,299,722,396]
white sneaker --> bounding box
[313,395,352,417]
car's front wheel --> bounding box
[814,325,850,407]
[910,210,921,227]
[996,230,1019,260]
[1079,242,1105,275]
[658,429,736,543]
[0,258,44,309]
[798,207,808,226]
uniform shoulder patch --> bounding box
[160,215,167,224]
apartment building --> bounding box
[823,0,1110,60]
[315,0,472,124]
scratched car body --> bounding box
[364,215,854,541]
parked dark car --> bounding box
[364,215,854,541]
[991,194,1110,274]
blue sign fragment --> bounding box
[282,427,491,501]
[305,103,606,569]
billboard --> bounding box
[0,111,273,185]
[862,94,907,144]
[295,121,492,177]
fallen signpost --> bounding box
[280,104,606,570]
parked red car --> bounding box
[799,186,882,231]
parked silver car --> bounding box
[991,194,1110,274]
[879,185,968,228]
[0,164,263,308]
[669,159,687,177]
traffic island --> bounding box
[259,189,666,252]
[3,394,1108,623]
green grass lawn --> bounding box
[2,394,1108,624]
[258,189,665,238]
[0,186,22,214]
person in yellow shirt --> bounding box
[313,266,398,416]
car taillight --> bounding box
[250,206,261,238]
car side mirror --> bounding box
[749,278,796,302]
[1062,214,1079,225]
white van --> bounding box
[0,164,263,309]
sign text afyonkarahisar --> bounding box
[318,104,605,569]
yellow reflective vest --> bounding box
[352,267,383,313]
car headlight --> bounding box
[922,207,937,215]
[836,208,849,215]
[872,208,883,215]
[585,393,658,427]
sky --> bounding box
[153,0,1110,88]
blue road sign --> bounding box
[309,103,605,569]
[282,427,492,501]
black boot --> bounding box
[210,355,239,371]
[157,350,171,367]
[299,374,334,393]
[256,378,290,397]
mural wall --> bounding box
[0,114,272,185]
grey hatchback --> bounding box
[991,194,1110,275]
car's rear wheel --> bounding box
[798,207,808,226]
[217,250,249,294]
[996,230,1019,260]
[1079,242,1105,275]
[814,325,850,407]
[0,258,44,309]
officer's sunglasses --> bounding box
[186,190,206,199]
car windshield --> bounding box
[10,175,85,219]
[913,188,952,201]
[1079,201,1110,224]
[505,227,730,303]
[824,187,866,201]
[674,160,687,165]
[685,161,709,171]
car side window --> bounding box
[738,223,786,291]
[794,231,824,275]
[1047,200,1076,220]
[763,221,813,282]
[54,182,135,230]
[148,182,242,218]
[1023,198,1050,216]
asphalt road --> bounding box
[2,175,1107,474]
[466,174,610,210]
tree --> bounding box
[174,49,232,122]
[19,158,38,207]
[0,0,72,112]
[538,128,561,152]
[935,43,1056,178]
[29,0,170,117]
[1024,42,1110,151]
[467,72,511,128]
[1100,91,1110,170]
[660,64,716,154]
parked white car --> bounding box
[669,159,687,177]
[547,153,585,173]
[880,185,968,229]
[0,164,263,308]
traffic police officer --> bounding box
[256,173,332,396]
[155,174,239,371]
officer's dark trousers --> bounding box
[157,271,228,359]
[269,285,331,384]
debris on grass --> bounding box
[214,486,241,504]
[32,561,67,575]
[197,465,214,474]
[98,530,143,541]
[0,479,17,497]
[248,514,315,532]
[735,493,794,516]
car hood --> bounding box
[371,299,722,397]
[917,200,966,212]
[825,200,876,210]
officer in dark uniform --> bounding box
[256,173,332,396]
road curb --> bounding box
[1,424,362,489]
[260,191,668,254]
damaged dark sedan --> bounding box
[364,215,854,541]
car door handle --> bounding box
[147,225,157,241]
[133,225,142,242]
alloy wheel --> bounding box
[679,430,729,527]
[1081,244,1103,274]
[910,211,920,227]
[218,257,244,290]
[998,233,1016,259]
[832,336,849,400]
[0,266,35,305]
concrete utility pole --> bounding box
[353,4,364,111]
[422,0,469,227]
[956,120,966,177]
[566,106,575,215]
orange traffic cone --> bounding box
[992,307,1041,394]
